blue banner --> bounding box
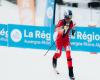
[8,24,51,49]
[0,24,8,46]
[70,27,100,53]
[44,0,55,26]
[7,24,100,53]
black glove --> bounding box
[72,29,75,36]
[62,29,66,38]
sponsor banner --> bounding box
[17,0,35,25]
[45,26,100,53]
[70,27,100,53]
[7,24,100,53]
[44,0,55,26]
[8,24,51,49]
[0,24,8,46]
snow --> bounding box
[0,46,100,80]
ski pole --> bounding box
[44,26,75,56]
[44,41,55,56]
[44,29,67,56]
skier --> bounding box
[52,10,76,80]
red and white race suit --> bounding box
[53,19,74,68]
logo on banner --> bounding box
[71,31,100,42]
[0,24,8,46]
[0,28,8,38]
[70,27,100,52]
[46,7,53,19]
[11,29,22,42]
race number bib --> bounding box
[63,25,69,33]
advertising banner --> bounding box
[44,0,55,26]
[7,24,100,53]
[71,27,100,53]
[8,24,51,49]
[0,24,8,46]
[17,0,35,25]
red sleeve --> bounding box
[56,20,63,28]
[69,21,73,29]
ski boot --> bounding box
[69,67,75,80]
[70,77,75,80]
[52,58,57,68]
[52,58,60,74]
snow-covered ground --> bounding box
[0,46,100,80]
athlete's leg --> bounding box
[52,42,62,68]
[64,45,75,79]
